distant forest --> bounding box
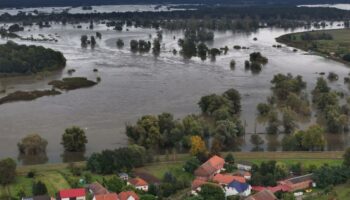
[1,0,350,8]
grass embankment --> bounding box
[1,151,345,199]
[276,29,350,64]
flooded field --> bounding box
[0,19,350,164]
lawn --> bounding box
[309,183,350,200]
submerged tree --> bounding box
[18,134,48,155]
[61,126,88,152]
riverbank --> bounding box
[276,28,350,66]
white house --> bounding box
[127,178,148,191]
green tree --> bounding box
[104,176,125,193]
[225,153,235,164]
[18,134,48,155]
[343,147,350,167]
[281,108,298,134]
[61,126,88,152]
[183,157,200,173]
[116,39,124,48]
[198,184,225,200]
[140,194,157,200]
[0,158,16,185]
[301,125,326,151]
[32,181,48,196]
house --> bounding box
[93,193,119,200]
[58,188,86,200]
[235,171,252,180]
[88,182,109,195]
[225,181,251,197]
[127,178,148,191]
[191,178,207,195]
[278,174,313,192]
[22,195,53,200]
[212,174,246,186]
[236,161,253,171]
[118,191,139,200]
[245,189,277,200]
[118,173,129,181]
[194,155,225,180]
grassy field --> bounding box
[309,183,350,200]
[276,28,350,64]
[0,151,345,199]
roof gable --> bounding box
[118,191,139,200]
[128,178,148,187]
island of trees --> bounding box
[0,41,66,74]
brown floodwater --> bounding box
[0,20,349,165]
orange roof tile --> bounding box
[128,178,148,187]
[194,155,225,177]
[94,193,119,200]
[118,191,139,200]
[191,178,207,190]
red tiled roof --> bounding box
[191,178,207,190]
[194,155,225,177]
[128,178,148,187]
[252,185,292,193]
[118,191,139,200]
[245,189,277,200]
[94,193,119,200]
[59,188,85,198]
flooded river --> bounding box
[0,19,350,164]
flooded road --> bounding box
[0,21,350,164]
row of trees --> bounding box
[129,39,161,55]
[86,144,152,174]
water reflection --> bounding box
[61,152,86,163]
[18,154,48,165]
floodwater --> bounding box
[299,4,350,10]
[0,19,350,164]
[0,4,191,16]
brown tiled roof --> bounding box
[191,178,207,190]
[94,193,119,200]
[88,182,109,195]
[118,191,139,200]
[128,177,148,187]
[245,190,277,200]
[194,155,225,177]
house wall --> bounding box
[61,196,85,200]
[225,185,251,197]
[136,185,148,191]
[289,180,312,191]
[237,164,251,171]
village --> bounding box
[21,154,318,200]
